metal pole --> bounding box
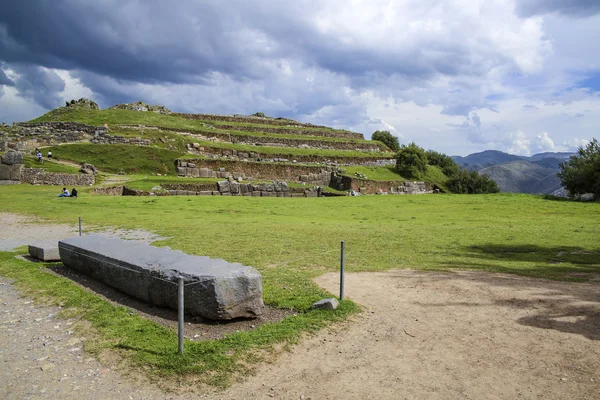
[340,240,345,301]
[78,217,82,236]
[178,277,184,354]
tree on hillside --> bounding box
[558,138,600,200]
[396,142,428,178]
[426,150,460,176]
[372,130,400,151]
[446,169,500,194]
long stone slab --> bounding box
[58,235,263,320]
[28,245,61,261]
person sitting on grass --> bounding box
[70,188,78,198]
[58,188,70,197]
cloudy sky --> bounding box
[1,0,599,156]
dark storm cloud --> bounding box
[12,64,66,109]
[516,0,600,17]
[0,67,13,86]
[0,1,494,90]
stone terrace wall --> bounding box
[173,116,363,140]
[177,159,333,186]
[175,113,364,140]
[331,175,434,195]
[21,168,95,186]
[90,182,322,197]
[11,122,151,147]
[190,145,393,165]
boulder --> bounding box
[311,298,339,310]
[59,235,264,320]
[80,163,97,175]
[0,164,22,180]
[1,149,23,165]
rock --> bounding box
[1,149,23,165]
[80,163,97,175]
[109,101,171,114]
[311,298,339,310]
[28,245,61,262]
[0,164,22,180]
[218,180,230,193]
[59,235,264,320]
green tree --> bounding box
[372,130,400,151]
[396,142,428,178]
[446,169,500,194]
[558,138,600,200]
[425,150,460,176]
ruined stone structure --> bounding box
[176,159,333,186]
[335,176,434,195]
[20,168,95,186]
[59,235,264,320]
[0,149,23,184]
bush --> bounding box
[396,142,428,178]
[446,169,500,194]
[558,138,600,200]
[372,130,400,151]
[426,150,460,176]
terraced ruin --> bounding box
[0,99,443,195]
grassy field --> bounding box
[42,144,184,175]
[0,185,599,384]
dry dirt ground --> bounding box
[1,213,599,399]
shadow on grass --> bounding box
[442,244,600,281]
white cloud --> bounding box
[502,130,531,156]
[535,132,555,152]
[563,138,589,151]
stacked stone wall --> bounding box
[189,146,392,165]
[0,149,23,183]
[174,113,364,139]
[331,175,434,195]
[7,122,151,148]
[20,168,95,186]
[176,159,333,186]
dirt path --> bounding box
[1,214,599,399]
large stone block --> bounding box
[1,150,23,165]
[28,245,61,261]
[59,235,264,320]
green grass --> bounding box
[43,144,184,175]
[339,165,406,180]
[32,107,357,136]
[1,185,599,384]
[22,156,82,173]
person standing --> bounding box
[48,150,52,160]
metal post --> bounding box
[178,277,184,354]
[340,240,345,301]
[78,217,82,236]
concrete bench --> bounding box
[58,235,263,320]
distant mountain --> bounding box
[452,150,524,170]
[527,152,574,162]
[452,150,575,194]
[479,161,562,194]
